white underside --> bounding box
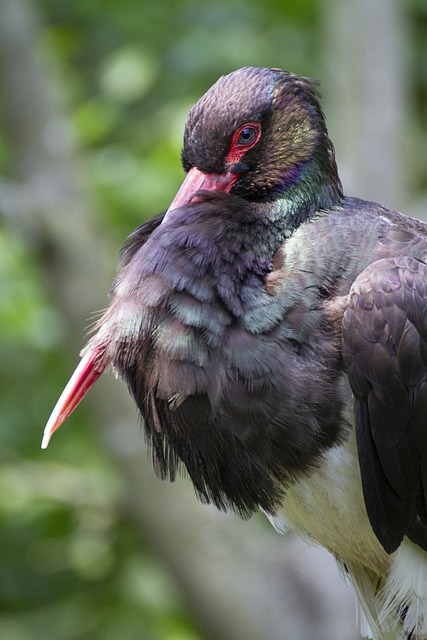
[268,402,427,639]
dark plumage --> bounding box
[44,67,427,640]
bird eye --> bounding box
[226,122,261,165]
[237,126,258,146]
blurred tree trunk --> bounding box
[321,0,409,211]
[0,0,367,638]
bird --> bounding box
[43,66,427,639]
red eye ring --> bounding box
[226,122,262,164]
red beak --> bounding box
[42,166,238,448]
[162,166,239,222]
[41,346,106,449]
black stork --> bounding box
[43,67,427,640]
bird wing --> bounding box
[342,255,427,554]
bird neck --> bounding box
[272,156,343,235]
[252,185,340,248]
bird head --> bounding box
[165,66,342,220]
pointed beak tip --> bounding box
[40,346,107,451]
[41,412,61,449]
[40,432,51,450]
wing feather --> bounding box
[342,257,427,553]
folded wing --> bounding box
[342,256,427,553]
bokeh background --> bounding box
[0,0,426,638]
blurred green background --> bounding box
[0,0,426,639]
